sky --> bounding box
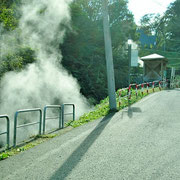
[128,0,176,24]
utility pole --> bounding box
[102,0,117,111]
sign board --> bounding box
[131,49,138,67]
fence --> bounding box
[61,104,75,128]
[118,81,166,107]
[0,103,75,148]
[0,115,10,149]
[13,108,42,147]
[43,105,62,134]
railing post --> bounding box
[135,84,138,98]
[141,83,144,96]
[39,109,42,135]
[118,90,121,107]
[73,104,75,121]
[6,116,10,149]
[159,81,162,91]
[146,82,149,94]
[59,108,62,129]
[61,105,64,129]
[14,112,18,147]
[128,84,131,100]
[43,107,47,134]
[152,81,155,92]
[0,115,10,149]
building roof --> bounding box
[141,53,167,61]
[137,29,156,48]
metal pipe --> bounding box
[0,115,10,149]
[17,121,40,129]
[62,104,75,128]
[43,105,61,134]
[13,108,42,147]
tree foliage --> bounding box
[0,0,138,104]
[0,0,36,78]
[61,0,137,103]
[0,3,18,30]
[164,0,180,52]
[139,0,180,52]
[0,47,36,78]
[139,0,180,71]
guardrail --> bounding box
[118,81,166,107]
[0,104,76,148]
[13,108,42,147]
[0,115,10,149]
[61,104,75,128]
[43,105,61,134]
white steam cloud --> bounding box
[0,0,90,145]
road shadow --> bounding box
[49,112,116,180]
[121,106,142,119]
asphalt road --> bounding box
[1,89,180,180]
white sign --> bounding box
[131,49,138,67]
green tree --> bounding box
[61,0,137,103]
[0,0,138,104]
[139,13,160,35]
[0,47,36,78]
[164,0,180,52]
[0,7,18,30]
[140,0,180,52]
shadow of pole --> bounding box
[128,106,133,118]
[121,105,142,119]
[49,112,116,180]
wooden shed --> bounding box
[141,54,168,82]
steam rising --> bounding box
[0,0,89,145]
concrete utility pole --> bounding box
[102,0,117,111]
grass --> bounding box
[0,134,56,161]
[0,86,163,161]
[67,87,161,128]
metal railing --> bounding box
[43,105,61,134]
[118,81,166,107]
[0,115,10,149]
[13,108,42,147]
[61,104,75,128]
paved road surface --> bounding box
[1,89,180,180]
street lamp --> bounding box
[102,0,117,111]
[128,38,132,85]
